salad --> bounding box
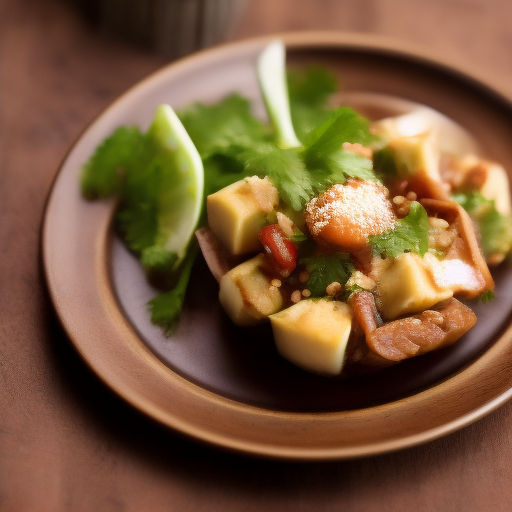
[81,41,512,378]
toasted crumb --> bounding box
[393,195,405,205]
[406,191,417,201]
[302,289,311,298]
[291,290,302,303]
[271,279,282,288]
[276,212,295,238]
[342,142,373,159]
[299,271,309,283]
[326,281,342,296]
[428,217,450,229]
[437,232,454,248]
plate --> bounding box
[42,32,512,460]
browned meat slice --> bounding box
[350,290,477,362]
[421,198,494,297]
[367,298,477,361]
[350,290,384,336]
[406,171,450,201]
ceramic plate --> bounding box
[42,32,512,460]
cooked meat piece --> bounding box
[350,290,384,337]
[350,290,477,362]
[196,227,241,283]
[406,171,450,201]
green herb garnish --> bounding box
[370,201,430,258]
[452,191,512,257]
[479,289,496,304]
[300,253,355,297]
[287,66,338,142]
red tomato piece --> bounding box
[258,224,298,274]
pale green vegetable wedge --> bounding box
[147,104,204,269]
[257,40,301,149]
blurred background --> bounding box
[2,0,512,511]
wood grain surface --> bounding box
[2,0,512,511]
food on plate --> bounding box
[198,41,511,377]
[81,40,512,377]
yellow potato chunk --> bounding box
[219,255,283,326]
[377,253,453,320]
[388,131,441,181]
[270,299,353,376]
[480,163,511,215]
[207,177,279,255]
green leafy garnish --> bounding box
[289,229,308,242]
[479,289,496,304]
[242,144,313,211]
[300,253,355,297]
[148,245,198,335]
[370,201,430,258]
[80,126,147,199]
[303,106,378,159]
[287,66,338,142]
[452,191,512,257]
[301,107,378,195]
[178,94,270,159]
[81,104,204,335]
[236,108,377,211]
[373,146,398,179]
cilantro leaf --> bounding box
[242,144,313,211]
[373,146,398,179]
[452,191,512,257]
[451,191,489,213]
[370,201,429,258]
[300,107,378,194]
[178,94,271,159]
[80,126,145,199]
[308,150,375,192]
[479,207,512,256]
[303,106,378,160]
[479,289,496,303]
[148,245,198,336]
[287,66,338,142]
[300,253,354,297]
[115,146,166,254]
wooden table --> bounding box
[2,0,512,510]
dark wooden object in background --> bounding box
[1,0,512,510]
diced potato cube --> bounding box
[207,177,279,255]
[480,163,511,215]
[269,299,353,376]
[388,131,441,182]
[450,156,511,215]
[219,255,283,326]
[377,253,453,320]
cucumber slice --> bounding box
[257,40,301,149]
